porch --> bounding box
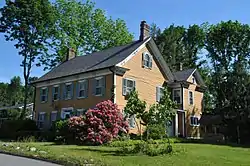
[167,110,186,137]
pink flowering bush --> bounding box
[84,100,129,145]
[65,100,129,145]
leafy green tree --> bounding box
[39,0,134,70]
[155,24,206,71]
[0,0,56,119]
[124,90,146,139]
[7,76,23,106]
[141,87,177,140]
[0,83,8,106]
[205,20,250,143]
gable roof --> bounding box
[173,68,196,82]
[33,37,174,84]
[34,38,148,83]
[173,68,205,86]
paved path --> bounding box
[0,153,61,166]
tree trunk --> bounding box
[237,125,240,144]
[20,78,28,119]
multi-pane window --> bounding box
[77,80,88,98]
[52,86,59,101]
[64,83,73,100]
[190,116,200,126]
[156,86,164,102]
[189,91,194,105]
[50,111,57,125]
[122,78,136,96]
[142,52,153,68]
[37,112,45,129]
[93,77,105,96]
[76,109,87,116]
[95,78,102,96]
[40,87,48,102]
[61,108,73,119]
[173,89,181,104]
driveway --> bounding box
[0,153,61,166]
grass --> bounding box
[1,141,250,166]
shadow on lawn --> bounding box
[180,139,250,149]
[71,147,136,157]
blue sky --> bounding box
[0,0,250,83]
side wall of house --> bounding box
[184,75,203,138]
[35,73,113,128]
[115,45,167,133]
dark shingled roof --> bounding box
[173,68,196,81]
[34,38,148,83]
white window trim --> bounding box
[65,83,73,100]
[61,107,73,119]
[188,90,194,105]
[128,114,136,128]
[53,85,59,101]
[190,116,200,127]
[123,78,136,96]
[94,77,103,96]
[143,52,153,69]
[173,88,182,104]
[78,80,87,99]
[41,87,48,103]
[76,108,86,116]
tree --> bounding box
[0,0,56,119]
[39,0,134,70]
[155,24,206,71]
[124,90,146,139]
[205,20,250,143]
[7,76,23,106]
[0,83,8,106]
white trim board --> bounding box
[116,37,151,67]
[36,68,112,88]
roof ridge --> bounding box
[86,40,141,70]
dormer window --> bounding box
[142,52,152,69]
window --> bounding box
[142,52,152,68]
[156,86,164,102]
[128,115,135,128]
[173,89,181,104]
[189,91,194,105]
[61,107,73,119]
[92,77,105,96]
[190,116,200,126]
[37,112,45,129]
[122,78,136,96]
[76,109,87,116]
[64,83,73,100]
[50,111,57,125]
[192,76,196,84]
[40,87,48,103]
[52,85,59,101]
[77,80,88,98]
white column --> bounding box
[175,113,178,136]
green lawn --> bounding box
[1,142,250,166]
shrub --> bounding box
[0,119,38,139]
[54,120,72,144]
[118,141,173,156]
[84,100,129,145]
[143,124,166,140]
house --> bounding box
[32,21,206,138]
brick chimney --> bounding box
[66,48,76,61]
[139,21,150,41]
